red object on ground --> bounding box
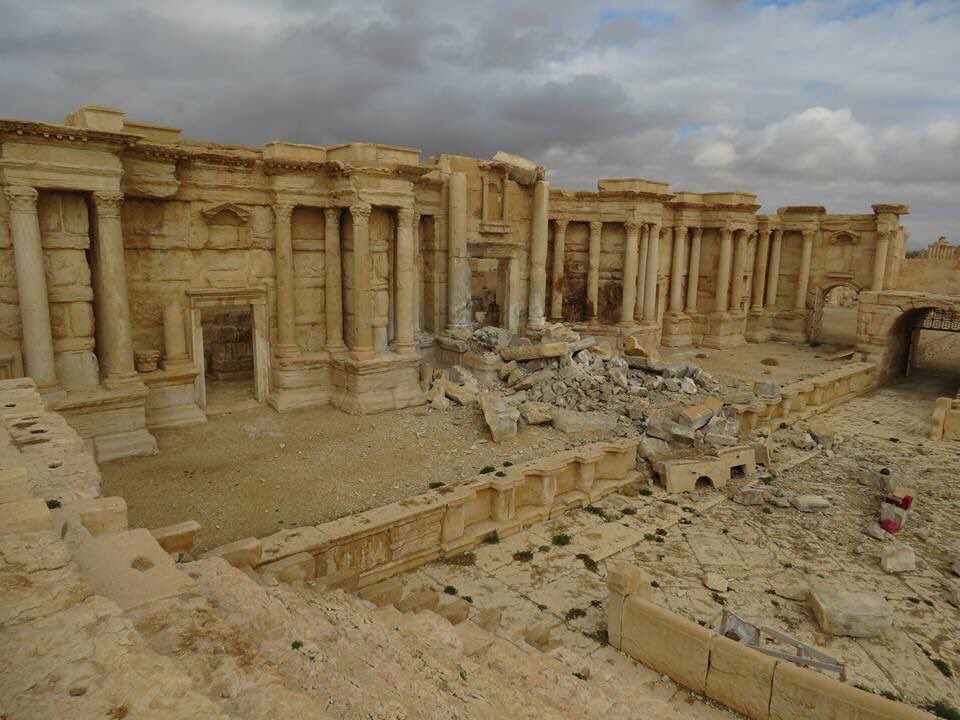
[879,518,900,534]
[899,495,913,510]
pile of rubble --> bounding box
[424,324,726,444]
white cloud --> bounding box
[694,141,738,169]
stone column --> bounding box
[349,202,375,359]
[550,219,568,321]
[4,186,61,394]
[715,227,733,313]
[730,230,747,312]
[685,227,702,313]
[413,212,422,336]
[395,207,416,354]
[446,172,470,330]
[91,191,138,385]
[323,207,346,353]
[795,230,814,311]
[635,224,649,321]
[527,180,550,329]
[669,225,687,313]
[587,221,602,321]
[642,223,660,323]
[751,229,771,310]
[273,201,299,358]
[620,221,641,324]
[162,301,190,367]
[871,230,890,291]
[765,229,783,309]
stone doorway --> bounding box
[809,283,860,346]
[468,255,520,331]
[186,288,270,413]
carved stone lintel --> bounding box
[92,191,125,218]
[3,185,39,214]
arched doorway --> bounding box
[809,282,860,346]
[889,307,960,378]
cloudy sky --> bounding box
[1,0,958,247]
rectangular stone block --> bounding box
[499,342,566,362]
[0,466,32,504]
[357,576,403,607]
[201,536,262,568]
[151,520,202,555]
[260,551,316,583]
[396,589,440,613]
[706,634,777,719]
[0,498,51,535]
[809,590,892,638]
[436,598,471,625]
[52,496,127,537]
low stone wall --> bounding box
[607,564,933,720]
[211,438,642,588]
[735,362,877,432]
[930,391,960,441]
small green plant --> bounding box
[565,607,587,621]
[655,528,667,536]
[575,553,598,573]
[923,700,960,720]
[711,592,727,606]
[932,658,953,679]
[586,626,609,645]
[462,595,473,603]
[663,498,678,506]
[584,505,604,516]
[572,671,588,681]
[907,596,921,604]
[484,530,500,544]
[759,475,774,485]
[480,465,495,474]
[443,585,458,595]
[429,481,445,489]
[639,487,653,497]
[495,471,506,477]
[621,506,637,515]
[459,668,468,682]
[502,460,513,467]
[443,551,476,566]
[552,533,572,546]
[590,599,603,608]
[762,506,773,514]
[681,506,695,513]
[291,640,304,650]
[45,499,61,509]
[650,580,660,588]
[643,533,657,542]
[513,549,534,563]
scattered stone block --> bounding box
[0,498,51,535]
[524,621,553,649]
[552,410,617,435]
[201,536,262,568]
[150,520,201,554]
[678,403,714,430]
[358,576,403,607]
[733,487,765,506]
[51,496,127,537]
[519,401,552,425]
[773,577,810,602]
[809,589,892,638]
[317,567,360,591]
[260,552,316,583]
[477,607,502,632]
[639,436,672,461]
[436,598,471,625]
[702,572,728,593]
[500,342,566,362]
[443,382,478,406]
[863,523,888,541]
[790,494,831,513]
[396,589,440,613]
[880,544,916,573]
[498,360,518,380]
[623,335,659,359]
[0,466,31,504]
[807,418,836,449]
[479,392,520,443]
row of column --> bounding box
[4,185,138,397]
[271,201,418,362]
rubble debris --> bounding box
[552,410,617,436]
[479,392,520,443]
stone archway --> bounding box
[808,281,861,346]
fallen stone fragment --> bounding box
[150,520,202,555]
[358,577,404,607]
[524,621,553,649]
[680,377,698,394]
[477,607,502,632]
[953,559,960,577]
[754,380,780,399]
[443,381,478,406]
[862,523,888,541]
[498,360,518,380]
[479,392,520,443]
[436,598,471,625]
[790,494,831,513]
[519,401,552,425]
[500,342,566,362]
[703,572,728,593]
[733,487,765,506]
[512,368,555,391]
[773,577,810,602]
[791,432,816,450]
[639,436,672,462]
[396,589,440,613]
[644,417,675,442]
[807,418,836,450]
[623,335,659,359]
[552,410,617,435]
[880,543,916,573]
[949,583,960,608]
[809,589,892,638]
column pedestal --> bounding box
[745,308,772,343]
[701,311,748,349]
[661,312,693,347]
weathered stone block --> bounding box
[809,589,892,638]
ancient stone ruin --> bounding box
[1,105,959,720]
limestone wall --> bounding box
[897,258,960,296]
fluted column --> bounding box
[349,202,375,359]
[715,227,733,313]
[91,191,138,385]
[162,301,189,367]
[447,172,470,330]
[685,227,702,313]
[550,219,568,320]
[587,221,602,321]
[324,208,346,353]
[412,212,422,336]
[635,224,649,320]
[765,230,783,309]
[642,223,660,323]
[871,230,890,292]
[620,221,641,324]
[795,230,814,311]
[4,186,60,393]
[669,225,687,313]
[751,229,771,310]
[527,180,550,329]
[395,207,416,354]
[730,230,748,312]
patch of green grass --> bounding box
[462,595,473,603]
[484,531,500,544]
[681,506,696,513]
[459,668,468,682]
[291,640,304,650]
[711,592,727,606]
[502,461,513,467]
[429,481,445,489]
[762,506,773,514]
[565,607,587,621]
[663,498,678,506]
[639,487,653,497]
[621,506,637,515]
[495,471,506,477]
[650,580,661,588]
[932,658,953,679]
[584,505,604,516]
[443,585,458,595]
[586,626,609,645]
[643,533,657,542]
[480,465,495,474]
[552,533,572,546]
[923,700,960,720]
[513,550,534,563]
[759,475,775,485]
[45,499,61,509]
[575,553,598,573]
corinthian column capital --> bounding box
[624,220,641,235]
[397,206,415,227]
[92,191,125,218]
[273,202,295,223]
[554,218,569,233]
[3,185,39,213]
[323,207,341,227]
[351,202,372,227]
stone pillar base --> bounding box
[331,353,425,415]
[268,353,333,412]
[434,333,470,368]
[745,308,772,343]
[770,310,808,344]
[142,366,206,430]
[661,312,693,348]
[620,322,659,351]
[700,312,747,349]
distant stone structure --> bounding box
[0,104,954,459]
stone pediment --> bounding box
[201,202,250,223]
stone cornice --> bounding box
[263,159,345,175]
[0,118,141,148]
